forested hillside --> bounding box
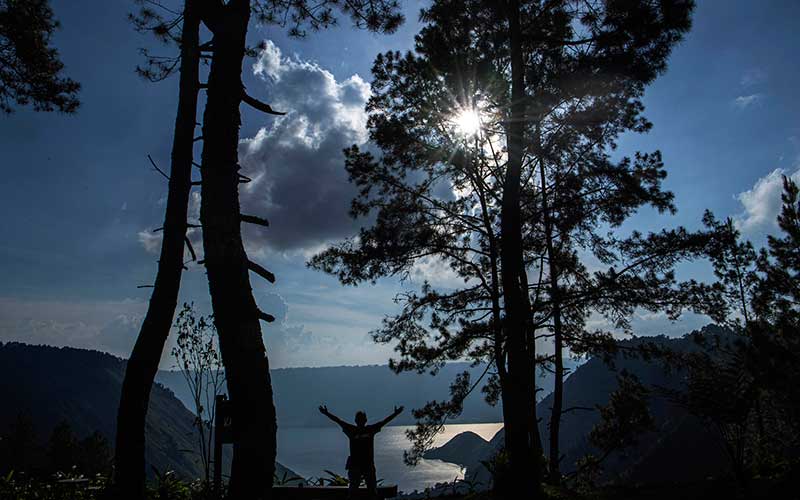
[0,342,296,480]
[426,327,733,485]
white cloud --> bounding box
[137,229,161,254]
[239,40,372,253]
[732,94,762,109]
[735,167,800,234]
[135,41,372,255]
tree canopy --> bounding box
[0,0,79,113]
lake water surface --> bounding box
[277,423,503,493]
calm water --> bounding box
[276,423,503,493]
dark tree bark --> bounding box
[498,0,538,496]
[198,1,276,497]
[113,1,201,498]
[520,265,544,459]
[540,156,565,484]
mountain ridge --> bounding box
[0,341,298,481]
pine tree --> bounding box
[672,177,800,491]
[312,0,696,492]
[0,0,79,113]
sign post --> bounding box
[213,394,233,496]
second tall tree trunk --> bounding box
[198,1,277,498]
[540,158,565,485]
[499,0,539,496]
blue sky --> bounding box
[0,0,798,368]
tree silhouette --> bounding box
[578,371,655,483]
[747,177,800,470]
[194,2,403,498]
[312,0,696,493]
[667,177,800,492]
[0,0,79,113]
[116,2,403,498]
[114,1,202,498]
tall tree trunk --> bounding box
[198,2,276,498]
[519,266,544,460]
[499,0,539,496]
[539,158,564,484]
[113,3,200,498]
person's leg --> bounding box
[365,466,377,499]
[347,468,362,499]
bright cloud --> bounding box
[239,40,373,253]
[733,93,762,109]
[735,167,800,234]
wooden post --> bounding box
[214,394,233,496]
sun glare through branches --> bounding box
[452,107,481,137]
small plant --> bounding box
[172,303,226,487]
[149,468,191,500]
[273,470,303,486]
[321,470,349,486]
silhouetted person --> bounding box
[319,405,403,498]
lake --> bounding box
[276,423,503,493]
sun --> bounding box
[453,108,481,137]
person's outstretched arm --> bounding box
[375,406,404,429]
[319,405,348,428]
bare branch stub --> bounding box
[241,214,270,228]
[185,236,197,261]
[256,309,276,323]
[241,90,286,115]
[248,260,276,283]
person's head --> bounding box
[355,411,367,427]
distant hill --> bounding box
[0,342,298,481]
[425,326,733,486]
[423,431,493,472]
[157,360,582,428]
